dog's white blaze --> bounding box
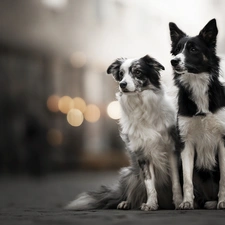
[179,108,225,169]
[173,52,185,64]
[172,43,187,73]
[120,58,137,92]
[178,72,210,113]
[121,73,136,92]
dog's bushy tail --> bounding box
[65,167,146,210]
[65,185,122,210]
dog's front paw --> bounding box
[217,201,225,209]
[178,201,194,210]
[117,201,130,210]
[173,195,183,209]
[140,202,158,211]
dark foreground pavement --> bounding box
[0,171,225,225]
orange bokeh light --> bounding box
[84,104,100,123]
[47,95,60,112]
[58,96,73,114]
[72,97,86,113]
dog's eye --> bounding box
[119,71,124,80]
[190,47,197,53]
[134,70,142,77]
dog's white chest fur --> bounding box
[178,72,210,113]
[117,89,176,174]
[179,109,225,169]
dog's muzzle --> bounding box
[170,58,186,74]
[119,81,129,92]
[120,81,127,89]
[171,58,180,67]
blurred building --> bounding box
[0,0,225,175]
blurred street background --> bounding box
[1,1,225,224]
[1,0,225,176]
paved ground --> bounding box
[0,171,225,225]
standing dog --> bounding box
[169,18,225,209]
[66,55,182,210]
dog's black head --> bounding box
[169,19,219,75]
[106,55,164,93]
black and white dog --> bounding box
[169,18,225,209]
[66,55,182,210]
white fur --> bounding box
[179,142,195,209]
[117,81,182,209]
[117,89,176,179]
[179,110,225,170]
[218,141,225,209]
[66,57,183,211]
[142,163,158,211]
[172,45,187,74]
[65,193,95,210]
[177,71,225,209]
[172,52,186,73]
[178,72,210,114]
[119,58,137,92]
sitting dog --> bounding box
[169,18,225,209]
[66,55,182,211]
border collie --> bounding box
[169,18,225,209]
[65,55,182,211]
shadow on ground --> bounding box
[0,171,225,225]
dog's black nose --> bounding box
[120,81,127,89]
[171,59,180,67]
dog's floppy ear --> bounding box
[106,58,125,81]
[199,18,218,47]
[141,55,165,71]
[169,22,186,46]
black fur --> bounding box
[106,58,126,81]
[169,19,224,208]
[107,55,164,90]
[66,55,178,211]
[171,19,225,116]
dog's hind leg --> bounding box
[204,201,217,209]
[217,141,225,209]
[138,159,159,211]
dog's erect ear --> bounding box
[169,22,186,45]
[199,19,218,47]
[141,55,165,71]
[106,58,125,81]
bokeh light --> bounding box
[70,51,86,68]
[84,104,100,123]
[47,129,63,146]
[107,101,121,120]
[67,109,84,127]
[47,95,60,112]
[58,96,73,114]
[42,0,68,9]
[73,97,86,113]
